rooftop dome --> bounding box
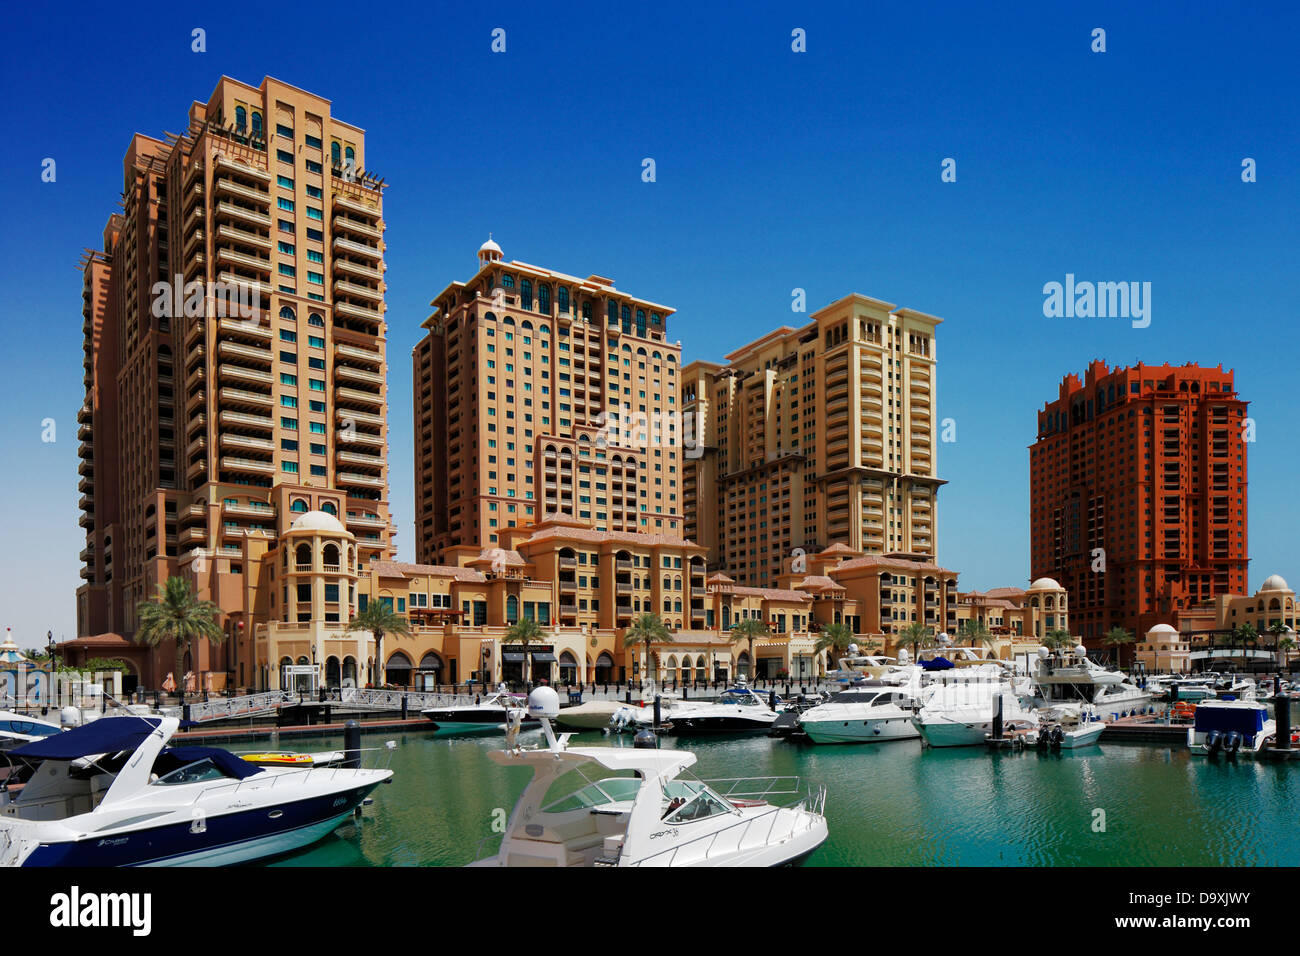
[1027,576,1063,591]
[1261,573,1290,592]
[479,237,502,255]
[289,510,348,534]
[1146,623,1179,638]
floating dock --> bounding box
[1099,715,1187,743]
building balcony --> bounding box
[214,154,271,183]
[559,604,579,617]
[216,223,272,251]
[335,365,385,387]
[182,526,206,543]
[213,177,271,206]
[335,342,382,364]
[218,364,274,386]
[78,511,93,528]
[77,458,93,478]
[332,236,382,261]
[336,449,385,469]
[218,317,273,341]
[332,193,381,218]
[333,278,383,303]
[77,422,92,442]
[345,513,387,529]
[78,494,93,512]
[220,432,275,453]
[334,300,383,323]
[336,386,384,409]
[338,472,385,488]
[334,259,383,282]
[336,428,384,449]
[215,202,272,229]
[217,340,272,364]
[332,216,383,241]
[219,409,274,430]
[219,386,274,408]
[77,441,92,460]
[222,456,275,475]
[337,407,383,427]
[76,404,92,425]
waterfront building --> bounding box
[70,76,395,691]
[413,239,684,563]
[951,578,1071,646]
[1172,573,1298,672]
[681,295,943,588]
[1134,623,1192,674]
[1030,361,1249,646]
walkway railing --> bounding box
[337,688,479,711]
[187,690,292,723]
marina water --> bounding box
[261,729,1300,867]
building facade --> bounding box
[413,239,685,563]
[1030,361,1249,646]
[681,295,943,587]
[1170,572,1298,672]
[72,76,395,691]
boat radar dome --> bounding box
[1074,644,1088,657]
[60,706,82,728]
[528,686,560,720]
[1036,646,1051,660]
[937,632,952,646]
[847,643,859,656]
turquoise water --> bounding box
[264,728,1300,867]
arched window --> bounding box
[537,284,550,315]
[235,106,247,132]
[321,501,337,515]
[344,146,355,167]
[621,305,631,333]
[557,286,570,314]
[607,300,618,326]
[279,306,296,321]
[290,499,309,513]
[636,309,646,336]
[308,313,325,327]
[323,543,340,567]
[250,112,263,136]
[581,301,591,320]
[295,543,311,567]
[506,595,519,624]
[520,279,534,310]
[331,142,341,167]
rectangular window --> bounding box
[282,461,299,473]
[304,134,322,150]
[279,263,296,277]
[305,185,323,199]
[308,357,325,370]
[280,373,297,386]
[277,197,295,211]
[304,159,322,174]
[276,149,294,163]
[310,443,326,455]
[278,219,294,234]
[306,207,323,221]
[280,395,297,408]
[309,379,325,391]
[309,400,325,413]
[279,350,296,363]
[306,250,324,264]
[281,439,298,450]
[308,335,324,348]
[310,464,327,477]
[278,241,295,255]
[281,417,298,430]
[277,175,294,189]
[307,271,324,285]
[280,329,297,342]
[276,124,294,139]
[306,227,324,241]
[309,422,326,434]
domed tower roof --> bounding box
[1027,576,1063,591]
[478,235,503,269]
[1261,573,1290,592]
[288,510,350,535]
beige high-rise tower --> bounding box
[74,76,394,689]
[682,294,943,587]
[413,239,685,563]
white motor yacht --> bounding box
[798,684,920,744]
[0,711,64,752]
[472,688,827,867]
[0,715,392,867]
[662,684,778,735]
[1030,645,1151,716]
[1187,700,1276,757]
[913,681,1039,748]
[421,688,536,735]
[1025,705,1107,750]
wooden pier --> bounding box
[1100,715,1187,743]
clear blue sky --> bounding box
[1,1,1296,649]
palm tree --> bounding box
[958,619,997,648]
[625,612,670,685]
[1267,621,1293,670]
[134,576,224,704]
[1103,626,1135,669]
[1233,622,1258,673]
[504,616,545,687]
[1042,628,1074,652]
[345,600,411,688]
[894,621,935,661]
[814,622,854,674]
[729,617,769,681]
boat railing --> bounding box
[190,744,396,804]
[628,784,827,867]
[699,774,808,802]
[339,688,479,711]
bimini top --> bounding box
[920,656,955,671]
[10,715,164,761]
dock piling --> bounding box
[343,720,361,769]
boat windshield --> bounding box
[539,766,641,813]
[660,780,735,822]
[152,758,238,786]
[0,717,61,738]
[720,691,760,706]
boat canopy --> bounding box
[153,746,265,780]
[1194,704,1266,736]
[920,656,955,671]
[10,715,163,760]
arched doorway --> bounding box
[594,652,614,684]
[342,656,357,689]
[325,656,341,688]
[386,651,412,688]
[736,652,751,680]
[558,651,578,685]
[416,652,443,691]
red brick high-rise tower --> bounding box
[1029,361,1249,646]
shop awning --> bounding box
[531,652,558,663]
[502,653,526,662]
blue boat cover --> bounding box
[153,746,264,780]
[1194,705,1266,736]
[920,656,955,671]
[10,715,162,760]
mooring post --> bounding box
[991,692,1004,740]
[344,719,361,769]
[1276,693,1292,751]
[653,694,662,729]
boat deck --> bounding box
[1100,715,1188,743]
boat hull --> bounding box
[801,717,919,744]
[14,780,383,867]
[666,715,775,734]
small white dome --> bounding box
[289,510,348,534]
[1147,623,1178,636]
[1028,577,1063,591]
[479,237,502,255]
[1261,574,1289,592]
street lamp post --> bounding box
[45,630,56,715]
